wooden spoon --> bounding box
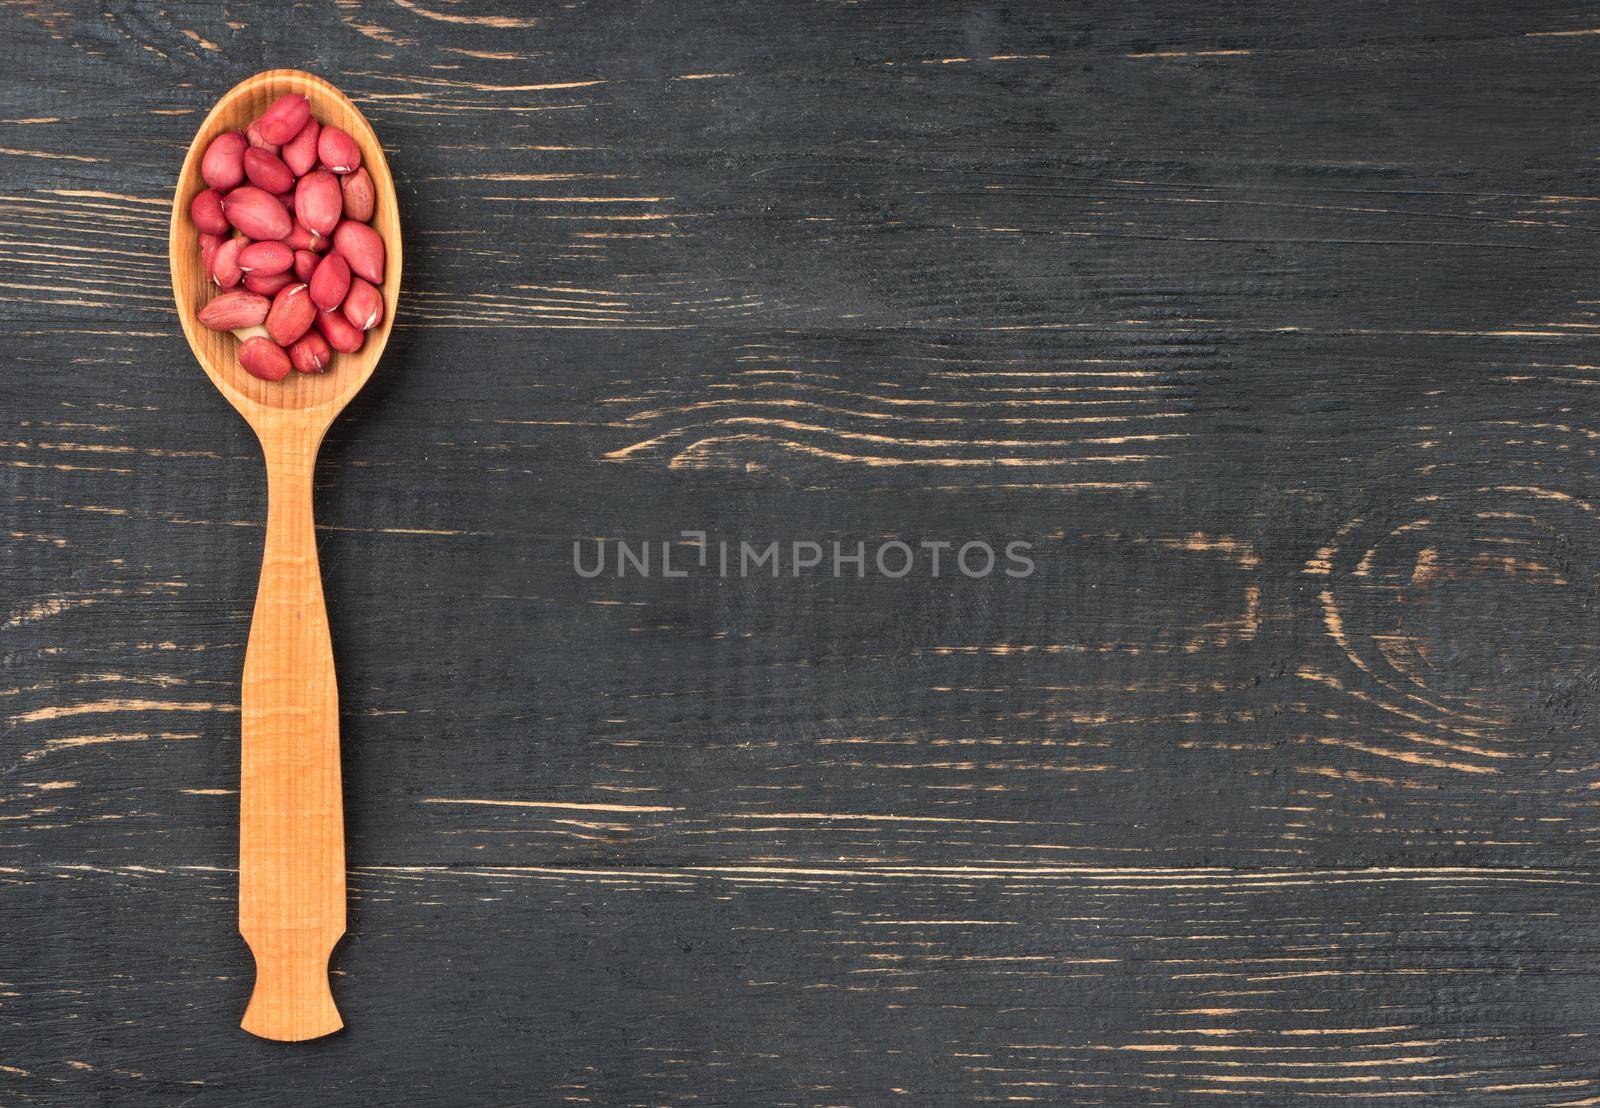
[168,70,401,1041]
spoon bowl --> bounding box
[170,69,400,423]
[169,69,400,1043]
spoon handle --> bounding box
[238,426,345,1041]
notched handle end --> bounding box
[240,936,343,1041]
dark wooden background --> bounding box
[5,2,1600,1104]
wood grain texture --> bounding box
[168,68,404,1040]
[4,1,1600,1103]
[234,424,345,1042]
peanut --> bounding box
[340,167,375,222]
[198,231,224,272]
[245,120,281,156]
[284,220,327,253]
[283,117,321,177]
[318,126,361,174]
[257,94,311,146]
[210,236,246,289]
[200,131,247,191]
[198,289,271,331]
[342,276,383,331]
[243,270,293,296]
[290,331,333,374]
[238,240,294,276]
[243,147,295,194]
[315,307,364,353]
[295,168,343,237]
[333,220,384,284]
[292,249,320,283]
[190,188,229,236]
[239,336,292,380]
[266,283,316,346]
[308,252,350,312]
[190,88,386,381]
[222,186,292,242]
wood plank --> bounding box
[6,864,1599,1104]
[5,0,1600,1101]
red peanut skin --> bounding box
[239,336,292,381]
[244,271,293,296]
[245,120,281,156]
[339,168,375,223]
[283,117,321,177]
[196,99,386,385]
[315,308,364,353]
[333,221,384,284]
[238,240,294,276]
[295,169,343,237]
[199,232,224,273]
[266,283,316,347]
[190,189,229,235]
[290,331,333,374]
[258,94,311,145]
[200,131,247,191]
[317,126,361,174]
[211,236,246,288]
[308,253,350,312]
[342,277,384,331]
[284,221,327,253]
[292,249,320,284]
[223,187,293,242]
[197,289,271,332]
[244,147,295,194]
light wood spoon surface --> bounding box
[168,69,402,1042]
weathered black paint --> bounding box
[4,2,1600,1104]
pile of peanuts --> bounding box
[189,93,385,381]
